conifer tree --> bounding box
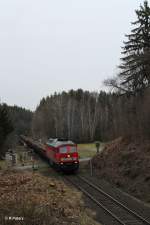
[119,1,150,93]
[0,104,13,157]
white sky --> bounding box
[0,0,144,110]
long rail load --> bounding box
[20,135,79,173]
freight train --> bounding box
[20,135,79,173]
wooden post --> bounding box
[90,159,93,176]
[95,141,100,154]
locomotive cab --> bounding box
[45,138,79,172]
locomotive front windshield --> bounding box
[59,146,77,153]
[69,146,77,153]
[59,146,67,153]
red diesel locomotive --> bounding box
[20,136,79,172]
[45,138,79,172]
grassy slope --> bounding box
[78,143,105,159]
[92,137,150,203]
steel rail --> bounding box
[78,175,150,225]
[65,176,126,225]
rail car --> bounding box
[20,135,79,173]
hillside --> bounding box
[92,137,150,203]
[0,170,100,225]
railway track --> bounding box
[65,175,150,225]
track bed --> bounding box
[65,175,150,225]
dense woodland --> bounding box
[0,104,32,157]
[32,88,150,142]
[7,105,33,145]
[0,104,13,157]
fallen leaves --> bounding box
[0,170,81,225]
[92,137,150,202]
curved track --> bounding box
[65,175,150,225]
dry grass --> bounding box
[78,143,105,159]
[0,169,101,225]
[0,160,7,170]
[92,137,150,203]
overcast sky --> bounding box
[0,0,144,110]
